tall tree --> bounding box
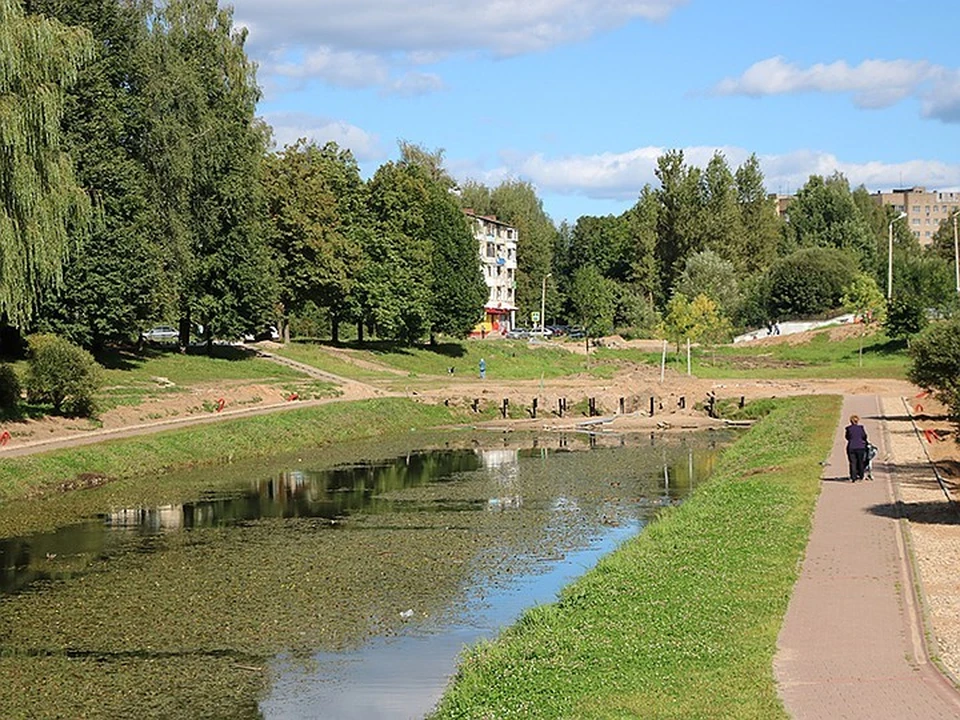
[624,185,660,302]
[654,150,705,303]
[361,162,433,342]
[785,173,875,271]
[138,0,275,350]
[27,0,164,349]
[701,152,745,267]
[263,139,365,343]
[734,154,780,273]
[0,0,93,327]
[422,181,487,341]
[567,214,631,281]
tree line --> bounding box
[5,0,959,357]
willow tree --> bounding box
[0,0,93,326]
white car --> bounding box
[143,326,178,341]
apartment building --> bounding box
[873,187,960,243]
[464,209,517,334]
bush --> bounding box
[907,318,960,418]
[25,334,101,417]
[0,364,21,412]
[765,247,857,319]
[885,296,927,340]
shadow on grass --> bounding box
[97,343,258,370]
[0,403,49,423]
[294,338,468,359]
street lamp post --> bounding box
[540,273,552,335]
[887,211,907,300]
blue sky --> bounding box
[232,0,960,225]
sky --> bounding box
[232,0,960,226]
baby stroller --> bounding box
[865,442,878,480]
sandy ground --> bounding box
[1,328,957,686]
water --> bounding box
[0,430,727,719]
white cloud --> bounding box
[234,0,687,90]
[262,112,386,161]
[714,56,960,123]
[455,145,960,206]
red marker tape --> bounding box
[216,397,225,412]
[0,430,10,446]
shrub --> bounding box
[765,247,857,319]
[25,334,101,417]
[907,318,960,418]
[885,296,927,340]
[0,364,21,412]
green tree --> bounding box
[884,296,927,341]
[624,186,659,301]
[654,150,705,303]
[659,293,732,350]
[890,249,956,318]
[701,152,745,267]
[785,173,875,270]
[361,162,433,342]
[674,250,740,320]
[26,0,164,349]
[841,273,886,324]
[567,215,632,281]
[735,154,780,273]
[422,180,487,340]
[0,0,93,327]
[25,333,100,416]
[766,247,857,319]
[908,318,960,419]
[568,265,617,338]
[263,140,365,343]
[139,0,275,350]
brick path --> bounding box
[774,395,960,719]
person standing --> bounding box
[479,358,486,380]
[845,414,869,482]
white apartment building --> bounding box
[873,187,960,243]
[464,209,517,334]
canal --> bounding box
[0,429,730,718]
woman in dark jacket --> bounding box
[845,414,869,482]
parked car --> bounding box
[142,325,178,341]
[505,327,530,339]
[527,328,553,340]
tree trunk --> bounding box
[331,314,339,344]
[356,320,363,344]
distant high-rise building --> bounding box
[872,187,960,244]
[464,209,517,334]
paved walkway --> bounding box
[775,395,960,719]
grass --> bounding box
[277,338,618,383]
[0,397,471,505]
[431,394,840,720]
[91,345,308,412]
[598,328,909,380]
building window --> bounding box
[912,218,921,225]
[486,243,495,257]
[913,205,921,212]
[925,231,931,237]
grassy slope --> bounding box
[599,330,908,380]
[0,398,465,502]
[432,395,840,720]
[276,339,618,382]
